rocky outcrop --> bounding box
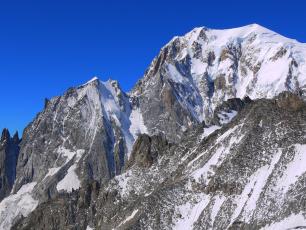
[209,96,252,126]
[12,180,100,230]
[127,134,171,168]
[276,91,305,111]
[0,129,20,201]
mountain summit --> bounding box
[1,24,306,229]
[131,24,306,141]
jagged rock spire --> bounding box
[1,128,10,142]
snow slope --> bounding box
[0,182,38,230]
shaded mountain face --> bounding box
[0,129,20,201]
[1,24,306,229]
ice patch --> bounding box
[55,149,85,192]
[57,164,81,192]
[128,108,148,157]
[129,108,148,140]
[0,182,38,230]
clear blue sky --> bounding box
[1,0,306,135]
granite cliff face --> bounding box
[0,129,20,201]
[1,24,306,229]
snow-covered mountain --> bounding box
[0,78,148,229]
[1,24,306,229]
[132,23,306,141]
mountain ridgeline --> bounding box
[2,24,306,229]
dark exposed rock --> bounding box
[128,134,171,168]
[276,91,305,111]
[209,96,253,125]
[12,180,100,230]
[0,129,20,201]
[270,47,287,61]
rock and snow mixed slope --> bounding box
[14,92,306,229]
[0,78,149,229]
[1,24,306,229]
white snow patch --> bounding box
[191,145,225,181]
[0,182,38,230]
[174,194,210,229]
[84,76,99,85]
[144,191,153,197]
[116,171,131,197]
[128,108,148,157]
[129,108,148,139]
[99,81,122,120]
[262,213,306,230]
[56,149,85,192]
[58,147,81,164]
[57,164,81,192]
[189,125,239,166]
[86,226,94,230]
[167,64,187,83]
[234,149,282,223]
[116,209,139,228]
[202,125,221,139]
[275,144,306,194]
[218,110,237,124]
[210,195,226,226]
[44,167,61,179]
[191,58,207,75]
